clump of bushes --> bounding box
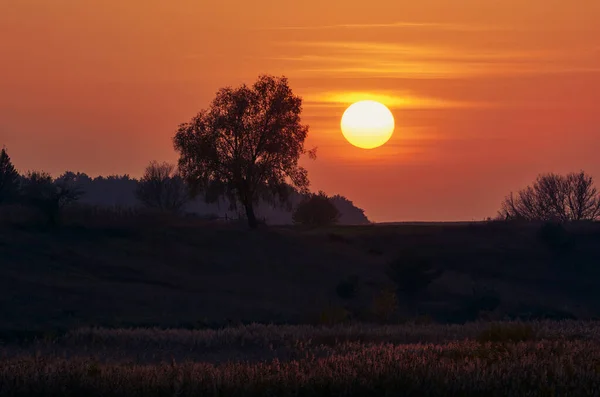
[293,191,340,227]
[19,171,83,226]
[386,248,443,316]
[135,161,189,213]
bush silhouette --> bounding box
[135,161,189,213]
[293,191,340,227]
[0,147,20,204]
[20,171,83,225]
[386,249,443,316]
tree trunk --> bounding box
[244,202,258,229]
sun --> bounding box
[340,100,395,149]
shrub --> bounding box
[386,248,443,315]
[293,191,340,227]
[0,147,20,204]
[19,171,83,225]
[135,161,189,213]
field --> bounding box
[2,218,600,394]
[3,321,600,396]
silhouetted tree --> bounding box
[0,147,20,204]
[565,171,600,220]
[173,75,316,228]
[135,161,189,213]
[386,249,443,316]
[499,171,600,221]
[20,171,83,225]
[329,195,370,224]
[292,191,340,226]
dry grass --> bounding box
[2,321,600,396]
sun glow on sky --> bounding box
[1,0,600,221]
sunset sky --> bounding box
[1,0,600,221]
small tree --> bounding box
[386,249,443,316]
[0,147,20,204]
[293,191,340,227]
[135,161,189,213]
[499,171,600,221]
[20,171,83,225]
[174,75,316,229]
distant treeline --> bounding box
[54,171,370,225]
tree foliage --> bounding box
[173,75,315,228]
[20,171,83,225]
[292,191,340,227]
[0,147,20,204]
[499,171,600,222]
[135,161,189,213]
[386,249,443,315]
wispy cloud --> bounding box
[273,41,595,79]
[303,91,476,109]
[258,21,502,32]
[282,41,554,62]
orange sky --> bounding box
[1,0,600,221]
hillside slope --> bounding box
[2,222,600,335]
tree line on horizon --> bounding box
[1,74,600,226]
[0,148,367,227]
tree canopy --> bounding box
[499,171,600,222]
[292,191,340,227]
[173,75,315,228]
[135,161,189,213]
[20,171,83,225]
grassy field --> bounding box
[2,321,600,396]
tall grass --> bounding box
[1,321,600,395]
[2,339,600,396]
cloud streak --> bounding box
[303,91,477,109]
[258,21,503,32]
[273,40,598,79]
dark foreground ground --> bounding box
[2,220,600,395]
[2,220,600,336]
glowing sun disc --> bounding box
[340,100,395,149]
